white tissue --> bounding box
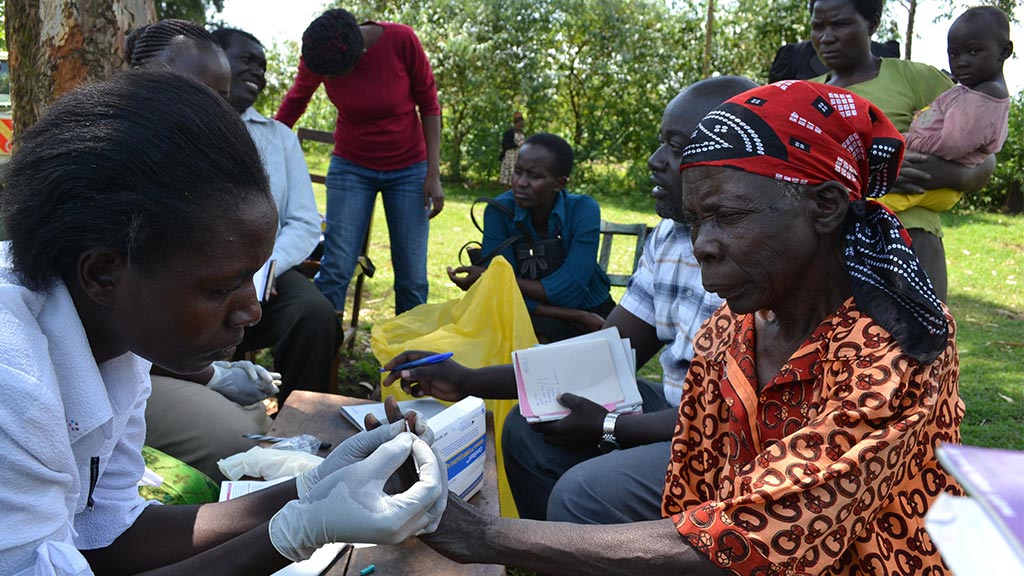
[218,446,324,481]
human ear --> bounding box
[809,181,849,235]
[867,17,880,36]
[76,250,125,308]
[1000,40,1014,62]
[556,175,569,188]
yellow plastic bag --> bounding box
[371,258,536,518]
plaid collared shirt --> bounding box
[619,219,723,406]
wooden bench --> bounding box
[598,220,651,287]
[268,391,506,575]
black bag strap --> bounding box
[467,195,564,266]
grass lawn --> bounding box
[310,166,1023,450]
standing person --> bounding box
[880,6,1012,213]
[0,71,445,576]
[810,0,996,300]
[499,112,526,187]
[211,26,343,403]
[276,8,444,315]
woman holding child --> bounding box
[447,133,613,343]
[0,72,445,574]
[810,0,1010,300]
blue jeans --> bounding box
[315,156,429,314]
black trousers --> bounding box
[530,296,617,343]
[237,267,343,402]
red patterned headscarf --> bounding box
[680,81,947,363]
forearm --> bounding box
[422,115,442,179]
[136,523,290,576]
[532,303,580,323]
[615,408,678,447]
[517,277,547,302]
[426,497,723,575]
[83,481,297,572]
[464,365,519,399]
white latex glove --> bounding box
[207,360,281,405]
[295,415,433,498]
[268,433,447,561]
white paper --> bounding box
[253,259,276,302]
[218,476,291,501]
[926,493,1024,575]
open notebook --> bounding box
[513,327,641,423]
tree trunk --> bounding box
[702,0,715,78]
[904,0,916,60]
[1006,180,1023,214]
[6,0,156,134]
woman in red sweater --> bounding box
[276,8,443,314]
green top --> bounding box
[814,59,954,235]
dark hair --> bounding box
[125,19,220,69]
[211,26,264,51]
[301,9,364,76]
[524,133,574,179]
[808,0,884,24]
[957,6,1011,41]
[1,71,273,290]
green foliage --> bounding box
[961,92,1024,212]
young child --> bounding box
[881,6,1013,212]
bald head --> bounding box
[648,76,759,221]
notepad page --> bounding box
[515,338,624,420]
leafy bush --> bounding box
[963,92,1024,212]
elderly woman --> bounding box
[416,81,963,575]
[0,71,444,575]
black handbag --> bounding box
[459,197,565,281]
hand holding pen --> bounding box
[380,350,473,402]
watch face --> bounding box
[598,438,619,454]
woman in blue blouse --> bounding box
[448,133,612,342]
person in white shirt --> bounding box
[0,70,445,575]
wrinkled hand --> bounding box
[206,360,280,405]
[296,408,432,499]
[532,393,608,449]
[382,350,473,402]
[419,493,492,565]
[269,433,447,561]
[363,396,431,496]
[424,175,445,219]
[447,265,484,291]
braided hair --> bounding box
[301,9,364,76]
[125,19,219,69]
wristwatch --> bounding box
[598,412,621,453]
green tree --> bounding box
[155,0,224,24]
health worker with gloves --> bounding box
[0,71,447,576]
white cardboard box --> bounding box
[429,396,487,500]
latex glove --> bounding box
[207,360,281,405]
[295,416,432,499]
[269,433,447,561]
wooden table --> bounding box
[268,391,506,576]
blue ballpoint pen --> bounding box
[379,351,454,373]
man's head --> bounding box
[212,28,268,113]
[647,76,758,221]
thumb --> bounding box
[557,392,586,409]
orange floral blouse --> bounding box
[662,298,964,575]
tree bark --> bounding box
[702,0,715,78]
[904,0,916,60]
[6,0,156,134]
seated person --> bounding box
[447,133,613,342]
[384,76,757,521]
[0,71,444,575]
[880,6,1012,212]
[212,26,342,404]
[125,19,277,479]
[412,82,964,575]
